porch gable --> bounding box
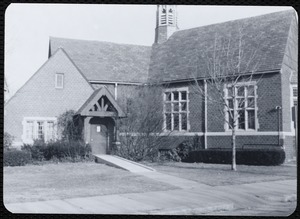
[77,86,126,118]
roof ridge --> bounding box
[175,9,295,35]
[49,36,151,48]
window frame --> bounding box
[291,84,298,132]
[292,85,298,107]
[224,82,258,132]
[55,73,64,89]
[163,87,189,132]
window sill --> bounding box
[163,130,190,134]
[224,129,258,133]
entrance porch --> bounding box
[76,86,126,154]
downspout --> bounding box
[276,106,282,146]
[204,79,208,149]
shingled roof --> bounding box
[49,37,151,83]
[148,10,297,82]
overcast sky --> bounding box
[5,4,294,98]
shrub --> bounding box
[4,150,32,166]
[43,140,91,161]
[183,148,285,166]
[21,140,92,162]
[4,132,14,151]
[57,110,84,141]
[158,149,181,162]
[22,140,47,161]
[176,141,194,160]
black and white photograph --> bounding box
[3,3,298,216]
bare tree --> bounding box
[191,22,264,170]
[117,85,175,161]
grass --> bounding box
[4,160,296,204]
[144,162,297,186]
[3,162,178,204]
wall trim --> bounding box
[120,131,295,137]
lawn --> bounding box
[3,162,178,204]
[144,162,297,186]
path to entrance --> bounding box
[94,155,206,189]
[94,155,156,173]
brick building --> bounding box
[4,6,298,159]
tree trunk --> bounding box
[232,87,237,171]
[232,128,237,171]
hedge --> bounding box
[21,140,92,161]
[182,148,285,166]
[4,150,32,166]
[43,141,91,160]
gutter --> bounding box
[150,69,281,85]
[89,80,144,86]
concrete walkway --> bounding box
[94,155,155,173]
[5,175,296,215]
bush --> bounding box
[43,140,91,160]
[22,140,92,162]
[158,149,182,162]
[22,141,46,161]
[57,110,84,141]
[4,132,14,151]
[183,148,285,166]
[4,150,32,166]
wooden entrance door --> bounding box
[90,119,108,154]
[89,117,114,154]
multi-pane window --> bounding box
[164,89,188,131]
[24,119,56,143]
[293,86,298,107]
[55,73,64,89]
[226,84,257,130]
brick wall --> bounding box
[281,12,298,132]
[207,135,280,149]
[155,26,168,44]
[4,49,94,144]
[279,13,298,159]
[206,73,282,132]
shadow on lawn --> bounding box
[155,162,296,177]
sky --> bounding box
[4,4,294,99]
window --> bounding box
[164,89,189,131]
[55,73,64,89]
[291,85,298,131]
[225,83,257,131]
[25,121,34,139]
[23,118,57,143]
[292,86,298,107]
[37,121,44,140]
[46,121,55,141]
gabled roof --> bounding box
[148,10,297,82]
[49,37,151,83]
[77,86,126,118]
